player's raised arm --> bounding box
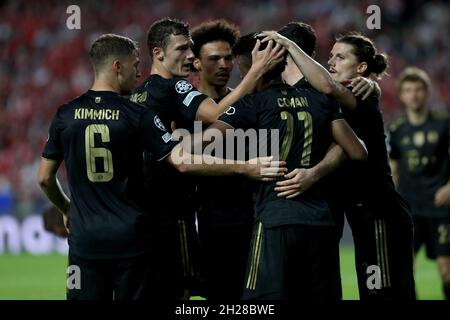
[195,40,285,123]
[258,30,358,109]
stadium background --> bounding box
[0,0,448,299]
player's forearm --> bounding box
[285,42,357,109]
[311,143,348,181]
[215,70,259,117]
[389,160,400,189]
[39,176,70,216]
[177,154,247,176]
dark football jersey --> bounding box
[388,111,450,217]
[218,83,343,227]
[42,90,176,259]
[131,75,209,222]
[295,79,402,207]
[196,89,254,225]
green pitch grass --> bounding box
[0,246,443,300]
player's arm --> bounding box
[331,119,368,160]
[37,158,70,230]
[389,159,400,189]
[167,121,286,181]
[259,31,363,110]
[196,40,286,123]
[346,76,381,100]
[275,143,347,198]
[386,126,400,189]
[434,147,450,208]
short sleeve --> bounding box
[42,108,64,161]
[139,109,178,161]
[387,124,399,160]
[217,96,257,130]
[171,79,208,123]
[328,97,344,122]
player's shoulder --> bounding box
[170,77,196,95]
[388,115,408,132]
[429,109,449,122]
[57,92,90,115]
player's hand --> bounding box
[62,214,70,234]
[258,30,291,48]
[250,39,286,77]
[245,156,287,182]
[274,168,318,199]
[434,184,450,208]
[62,202,70,234]
[346,77,380,100]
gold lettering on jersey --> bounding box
[74,108,120,120]
[277,96,309,108]
[406,149,420,171]
[427,130,439,144]
[413,131,425,147]
[401,136,411,146]
[130,92,147,104]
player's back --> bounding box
[219,83,342,228]
[43,90,149,259]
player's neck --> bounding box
[198,80,228,100]
[406,106,428,126]
[150,63,173,79]
[91,75,121,94]
[282,63,304,86]
[259,77,283,91]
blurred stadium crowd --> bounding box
[0,0,448,217]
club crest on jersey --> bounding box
[154,115,166,131]
[224,106,235,115]
[175,80,193,94]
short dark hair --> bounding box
[278,22,316,57]
[89,34,138,70]
[397,67,431,92]
[336,32,389,78]
[233,33,287,82]
[147,17,190,58]
[191,19,240,58]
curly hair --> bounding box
[191,19,240,58]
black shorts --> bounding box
[242,222,340,301]
[153,217,201,299]
[345,201,416,300]
[413,215,450,259]
[67,251,154,300]
[197,214,253,300]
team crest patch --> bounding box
[224,106,235,115]
[175,80,193,94]
[154,115,166,131]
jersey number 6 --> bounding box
[85,124,114,182]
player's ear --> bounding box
[111,59,121,73]
[357,62,368,75]
[153,47,164,61]
[193,58,202,71]
[111,59,122,73]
